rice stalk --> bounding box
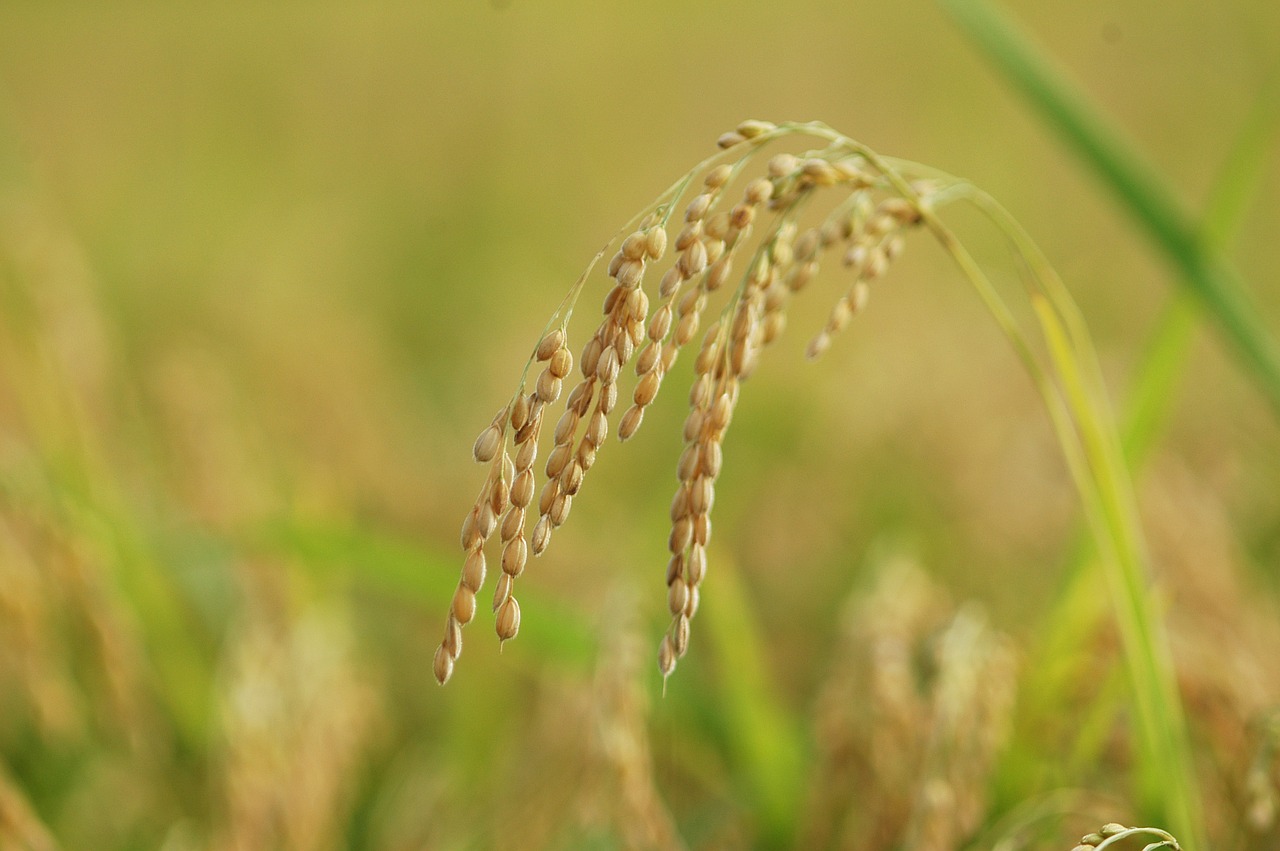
[433,118,1200,847]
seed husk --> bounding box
[585,410,608,446]
[531,515,552,555]
[635,371,661,406]
[581,336,604,378]
[452,586,477,625]
[687,544,707,584]
[496,596,521,643]
[536,369,562,402]
[507,462,535,504]
[597,346,621,384]
[621,232,647,261]
[492,572,514,611]
[549,347,573,379]
[674,614,690,656]
[433,645,454,684]
[502,535,528,576]
[536,329,564,361]
[560,460,584,496]
[473,424,503,463]
[459,511,479,549]
[677,445,702,482]
[462,548,486,592]
[599,382,619,414]
[549,491,572,527]
[716,131,746,149]
[704,164,733,188]
[645,227,668,260]
[668,580,690,616]
[501,505,525,540]
[618,405,644,441]
[666,554,685,585]
[545,441,571,478]
[669,518,693,553]
[658,635,677,677]
[553,409,579,445]
[443,614,462,657]
[679,241,708,277]
[736,119,775,138]
[637,342,661,374]
[538,479,560,516]
[615,259,644,288]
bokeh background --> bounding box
[1,1,1278,849]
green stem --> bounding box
[939,0,1280,421]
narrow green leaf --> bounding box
[697,552,806,847]
[939,0,1280,418]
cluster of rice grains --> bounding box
[433,120,935,685]
[1068,824,1182,851]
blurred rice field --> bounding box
[1,1,1279,848]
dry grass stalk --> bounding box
[434,119,935,684]
[582,589,687,851]
[216,593,379,851]
[800,558,1017,851]
[1138,462,1280,845]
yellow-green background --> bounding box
[1,1,1278,848]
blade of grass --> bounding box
[1125,67,1280,462]
[869,154,1204,841]
[696,551,806,848]
[1001,65,1280,830]
[939,0,1280,419]
[0,269,215,749]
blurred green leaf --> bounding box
[940,0,1280,419]
[254,515,598,672]
[697,552,806,847]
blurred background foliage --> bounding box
[0,0,1278,849]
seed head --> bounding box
[441,121,934,684]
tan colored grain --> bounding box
[645,226,668,260]
[452,586,477,624]
[462,548,486,592]
[531,515,552,556]
[492,572,513,612]
[501,504,525,540]
[496,596,521,643]
[502,536,527,576]
[536,329,564,361]
[717,131,746,149]
[433,645,454,684]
